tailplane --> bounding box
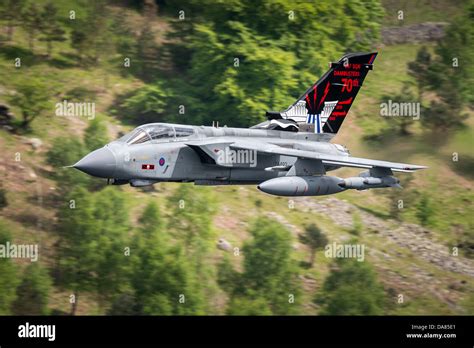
[266,52,377,136]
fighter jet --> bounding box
[73,52,427,197]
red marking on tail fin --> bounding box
[338,97,353,105]
[318,81,331,108]
[313,85,317,110]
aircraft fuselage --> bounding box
[74,123,347,187]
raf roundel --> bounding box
[159,157,165,166]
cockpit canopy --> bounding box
[118,124,195,145]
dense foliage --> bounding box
[0,0,471,316]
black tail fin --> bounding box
[273,52,377,135]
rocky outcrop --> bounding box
[382,22,447,45]
[293,197,474,278]
[217,238,232,251]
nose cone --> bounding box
[73,147,116,178]
[257,178,289,196]
[257,177,309,196]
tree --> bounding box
[70,22,90,63]
[70,2,112,65]
[219,217,300,315]
[137,26,160,80]
[118,83,170,125]
[56,187,98,315]
[167,185,216,255]
[241,218,299,308]
[109,11,136,61]
[227,294,273,315]
[166,186,220,313]
[57,187,132,314]
[129,201,205,315]
[93,188,131,307]
[416,195,434,227]
[84,118,109,152]
[186,22,299,127]
[423,99,468,132]
[298,223,328,267]
[9,77,50,129]
[376,174,414,220]
[0,0,27,41]
[0,220,19,314]
[351,212,363,236]
[408,46,432,100]
[0,185,7,210]
[380,83,418,135]
[407,4,473,132]
[23,3,43,51]
[427,3,474,107]
[107,290,141,315]
[39,3,66,57]
[317,259,386,315]
[46,137,90,192]
[136,1,160,81]
[216,255,239,294]
[164,0,383,127]
[457,222,474,259]
[12,263,52,315]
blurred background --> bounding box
[0,0,472,315]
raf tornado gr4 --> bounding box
[73,52,427,196]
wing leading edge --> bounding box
[229,141,427,173]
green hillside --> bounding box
[0,0,472,315]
